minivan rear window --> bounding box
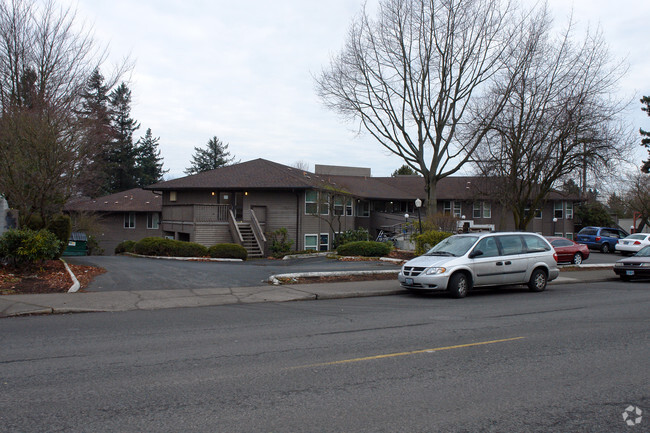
[579,228,597,235]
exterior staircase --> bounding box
[237,223,264,258]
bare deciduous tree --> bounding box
[0,0,125,225]
[316,0,523,215]
[471,6,632,230]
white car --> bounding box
[615,233,650,255]
[398,232,560,298]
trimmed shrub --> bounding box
[333,228,369,249]
[208,243,248,260]
[414,230,453,255]
[268,227,293,258]
[46,214,72,258]
[0,229,63,267]
[115,240,136,254]
[337,240,392,257]
[133,237,208,257]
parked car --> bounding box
[546,236,590,264]
[398,232,560,298]
[576,226,629,253]
[614,233,650,255]
[613,245,650,281]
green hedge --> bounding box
[333,228,369,249]
[133,237,208,257]
[414,230,453,255]
[208,243,248,260]
[115,240,137,254]
[0,229,63,267]
[337,241,392,257]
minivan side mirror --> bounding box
[469,249,483,259]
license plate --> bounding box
[626,270,635,276]
[406,278,414,285]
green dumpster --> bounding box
[63,232,88,256]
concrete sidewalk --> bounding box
[0,268,616,318]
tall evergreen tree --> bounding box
[136,128,167,186]
[78,69,113,196]
[107,82,140,192]
[640,96,650,172]
[185,136,235,175]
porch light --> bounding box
[211,191,215,196]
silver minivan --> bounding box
[398,232,560,298]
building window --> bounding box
[169,191,177,202]
[124,212,135,229]
[453,201,462,218]
[535,209,542,219]
[566,232,573,240]
[356,200,370,217]
[346,198,354,216]
[473,202,481,219]
[320,233,329,251]
[565,201,573,219]
[147,212,160,229]
[305,191,318,214]
[443,201,451,215]
[333,197,344,216]
[554,202,563,219]
[320,193,329,215]
[305,234,318,251]
[482,202,491,219]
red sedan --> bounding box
[546,237,590,264]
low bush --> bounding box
[0,229,63,267]
[133,237,208,257]
[337,241,392,257]
[268,227,293,258]
[115,240,136,254]
[414,230,453,255]
[208,243,248,260]
[333,228,369,249]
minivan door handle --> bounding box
[496,262,503,266]
[504,261,512,265]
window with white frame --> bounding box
[346,198,353,216]
[566,232,573,240]
[305,234,318,251]
[305,191,318,214]
[320,193,329,215]
[554,202,563,219]
[443,201,451,215]
[124,212,135,229]
[320,233,329,251]
[565,201,573,219]
[147,212,160,229]
[482,202,491,219]
[453,201,462,218]
[473,202,481,219]
[333,197,344,216]
[535,208,542,219]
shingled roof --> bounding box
[65,188,162,212]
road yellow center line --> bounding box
[293,337,525,369]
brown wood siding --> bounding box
[95,212,162,255]
[195,223,233,246]
[243,191,300,247]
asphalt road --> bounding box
[66,255,402,291]
[1,280,647,432]
[66,251,618,292]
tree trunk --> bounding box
[425,175,438,218]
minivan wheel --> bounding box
[600,243,610,254]
[528,269,547,292]
[448,273,470,298]
[572,253,583,265]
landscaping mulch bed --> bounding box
[0,260,106,295]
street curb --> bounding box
[268,270,399,285]
[62,259,80,293]
[124,253,243,262]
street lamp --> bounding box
[552,217,558,235]
[415,198,422,235]
[403,213,409,236]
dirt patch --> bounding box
[0,260,105,295]
[276,273,398,285]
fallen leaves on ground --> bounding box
[0,260,105,295]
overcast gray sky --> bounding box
[66,0,649,179]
